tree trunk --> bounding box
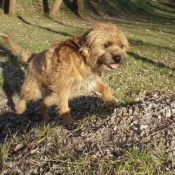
[6,0,16,15]
[72,0,84,17]
[125,0,130,7]
[42,0,49,14]
[49,0,63,16]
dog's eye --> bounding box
[104,42,111,48]
[120,44,124,49]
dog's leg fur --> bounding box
[39,89,52,121]
[39,90,74,124]
[94,80,115,105]
[39,94,53,122]
[59,90,74,125]
[16,75,42,114]
[15,99,26,114]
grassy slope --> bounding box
[0,0,175,174]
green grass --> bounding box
[0,0,175,174]
[0,74,8,88]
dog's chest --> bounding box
[69,75,97,98]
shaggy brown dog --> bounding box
[0,23,129,125]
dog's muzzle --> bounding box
[97,51,127,70]
[108,53,126,69]
[113,55,121,63]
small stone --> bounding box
[114,125,117,131]
[13,143,24,152]
[171,109,175,115]
[131,120,138,126]
[173,151,175,156]
[133,133,139,142]
[113,108,117,113]
[140,124,148,130]
[158,115,161,119]
[30,148,38,154]
[165,109,171,118]
[171,101,175,107]
[128,108,133,115]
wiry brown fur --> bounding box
[0,23,129,125]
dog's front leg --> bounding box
[40,91,74,124]
[94,80,116,106]
[59,90,74,125]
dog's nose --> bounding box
[113,55,121,63]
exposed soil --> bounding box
[0,58,175,174]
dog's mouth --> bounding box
[107,54,123,70]
[97,52,127,71]
[108,63,119,69]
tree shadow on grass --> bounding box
[128,37,175,72]
[17,15,85,37]
[128,52,175,72]
[85,0,175,24]
[129,38,175,53]
[17,15,71,37]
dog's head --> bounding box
[79,23,129,72]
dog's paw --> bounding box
[16,107,25,114]
[62,117,75,125]
[60,113,75,125]
[15,99,26,114]
[104,98,118,107]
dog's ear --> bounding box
[93,23,119,33]
[79,29,92,57]
[92,23,102,29]
[92,22,114,29]
[80,29,91,45]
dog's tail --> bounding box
[0,34,34,63]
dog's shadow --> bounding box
[0,45,25,111]
[0,95,114,143]
[69,96,114,121]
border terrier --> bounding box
[0,23,129,125]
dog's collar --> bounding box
[69,39,81,49]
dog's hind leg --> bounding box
[59,93,74,125]
[39,89,52,121]
[16,99,27,114]
[40,90,74,124]
[16,75,42,114]
[39,100,49,121]
[39,92,60,122]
